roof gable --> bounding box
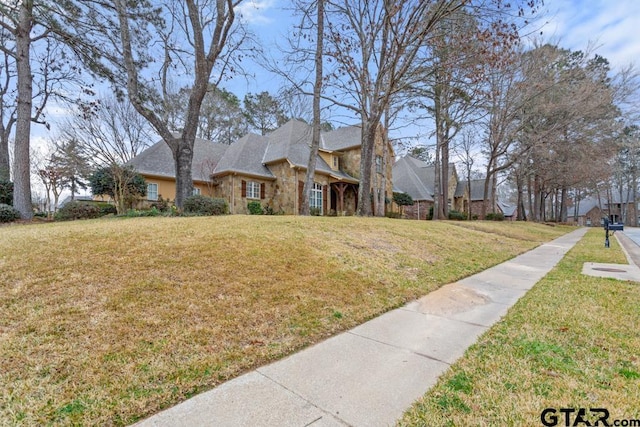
[392,156,434,201]
[213,133,273,178]
[321,125,361,151]
[128,135,229,182]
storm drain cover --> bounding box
[593,267,627,273]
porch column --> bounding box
[333,182,348,214]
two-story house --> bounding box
[128,119,394,215]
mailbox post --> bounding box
[603,217,624,248]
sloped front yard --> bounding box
[0,216,570,425]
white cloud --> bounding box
[543,0,640,70]
[235,0,277,25]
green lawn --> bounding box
[399,228,640,426]
[0,216,571,425]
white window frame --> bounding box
[193,187,201,196]
[247,181,260,199]
[310,182,323,211]
[147,183,158,201]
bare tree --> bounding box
[321,0,472,216]
[0,1,41,218]
[111,0,247,209]
[64,94,153,167]
[0,1,99,217]
[517,45,620,222]
[0,28,16,182]
[32,146,65,217]
[300,0,324,216]
[454,129,477,220]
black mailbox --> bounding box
[603,218,623,247]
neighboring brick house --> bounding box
[128,119,394,215]
[455,179,499,219]
[392,155,464,220]
[392,155,511,220]
[568,192,637,226]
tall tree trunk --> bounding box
[633,169,638,226]
[433,133,442,220]
[432,73,444,220]
[516,173,525,221]
[13,1,34,219]
[0,120,13,181]
[356,120,377,217]
[527,173,534,221]
[375,121,389,218]
[481,161,492,219]
[560,186,568,222]
[301,0,324,216]
[533,175,541,222]
[173,141,194,208]
[441,142,449,219]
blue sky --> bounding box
[39,0,640,148]
[235,0,640,70]
[544,0,640,70]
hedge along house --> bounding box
[128,119,394,215]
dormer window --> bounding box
[333,156,339,169]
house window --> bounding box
[310,182,323,211]
[333,156,339,169]
[246,181,260,199]
[375,155,383,174]
[147,183,158,201]
[193,187,201,196]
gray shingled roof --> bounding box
[392,156,434,201]
[498,201,517,217]
[131,120,362,184]
[262,119,354,178]
[393,155,464,202]
[213,133,274,179]
[263,119,312,164]
[321,125,361,151]
[128,135,229,182]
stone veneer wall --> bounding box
[403,200,433,220]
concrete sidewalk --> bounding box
[582,229,640,282]
[134,228,588,427]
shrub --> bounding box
[262,204,280,215]
[150,195,171,212]
[385,211,402,219]
[88,165,146,214]
[55,201,101,221]
[310,207,321,216]
[448,210,467,221]
[123,207,161,217]
[183,195,228,216]
[0,203,20,223]
[97,203,117,216]
[486,212,505,221]
[247,201,263,215]
[0,180,12,205]
[393,192,414,207]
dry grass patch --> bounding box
[0,216,571,425]
[399,228,640,426]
